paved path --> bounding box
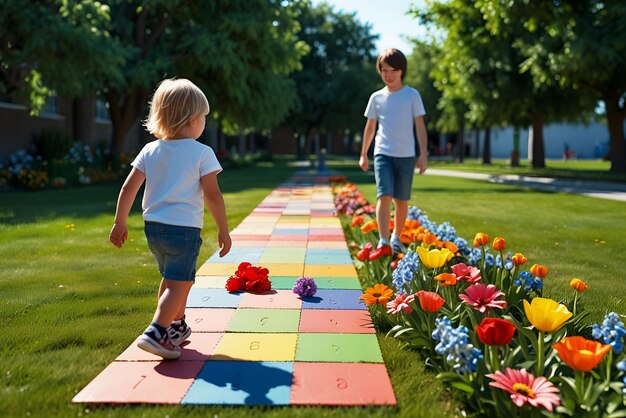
[73,172,396,406]
[426,169,626,202]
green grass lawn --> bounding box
[1,158,624,417]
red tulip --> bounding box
[476,317,516,346]
[415,290,445,313]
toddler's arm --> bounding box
[201,172,232,257]
[109,167,145,248]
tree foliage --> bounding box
[413,0,596,167]
[285,1,379,157]
[478,0,626,172]
[1,0,307,159]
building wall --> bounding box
[465,121,617,160]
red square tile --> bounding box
[290,362,396,405]
[299,310,375,333]
[73,361,204,404]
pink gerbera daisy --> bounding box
[459,283,507,312]
[386,293,415,314]
[450,263,482,283]
[487,368,560,412]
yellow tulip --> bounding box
[417,246,453,269]
[523,297,572,332]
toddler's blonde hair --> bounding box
[144,78,209,139]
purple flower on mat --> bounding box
[293,276,317,297]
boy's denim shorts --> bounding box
[374,154,416,200]
[144,221,202,282]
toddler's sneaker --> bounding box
[137,325,181,360]
[168,316,192,346]
[390,235,407,254]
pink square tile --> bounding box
[239,289,303,309]
[185,308,235,332]
[116,333,224,361]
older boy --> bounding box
[359,48,428,254]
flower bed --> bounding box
[332,178,626,417]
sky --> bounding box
[310,0,429,55]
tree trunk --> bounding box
[475,129,481,158]
[106,90,145,162]
[530,114,545,169]
[511,127,520,167]
[482,127,491,164]
[603,92,626,173]
[456,126,465,163]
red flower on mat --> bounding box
[226,262,272,293]
[225,277,246,292]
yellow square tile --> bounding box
[197,263,241,276]
[194,276,228,288]
[211,333,298,361]
[303,264,357,278]
[262,263,304,276]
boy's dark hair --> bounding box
[376,48,407,80]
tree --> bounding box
[0,0,124,112]
[1,0,307,160]
[285,1,379,159]
[102,0,307,159]
[413,0,596,167]
[405,39,443,155]
[480,0,626,172]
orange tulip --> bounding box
[569,278,588,292]
[493,237,506,251]
[512,253,528,266]
[473,232,490,247]
[360,220,377,234]
[434,273,457,287]
[553,336,611,372]
[443,241,459,253]
[351,215,365,227]
[530,264,549,279]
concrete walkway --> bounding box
[426,169,626,202]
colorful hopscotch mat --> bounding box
[73,173,396,406]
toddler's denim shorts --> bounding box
[144,221,202,281]
[374,154,416,200]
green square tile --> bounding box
[295,333,383,363]
[227,308,300,333]
[271,276,299,290]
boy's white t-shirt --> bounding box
[131,138,222,229]
[364,86,426,158]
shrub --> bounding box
[32,128,73,161]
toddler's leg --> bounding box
[152,279,194,328]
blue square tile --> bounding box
[187,288,242,308]
[182,361,294,405]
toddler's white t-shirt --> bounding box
[364,86,426,157]
[132,138,222,229]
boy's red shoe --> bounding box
[368,244,392,261]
